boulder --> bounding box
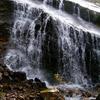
[12,71,26,82]
[35,78,47,89]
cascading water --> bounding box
[5,0,100,88]
[59,0,64,9]
[5,2,50,80]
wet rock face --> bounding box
[42,17,59,83]
[52,0,60,9]
[37,0,60,9]
[63,0,74,14]
[79,7,90,21]
[0,0,14,36]
[84,33,100,83]
[0,0,14,60]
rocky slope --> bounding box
[0,63,64,100]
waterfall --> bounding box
[59,0,64,9]
[5,0,100,86]
[5,1,50,80]
[43,0,48,4]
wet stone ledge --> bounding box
[36,0,100,26]
[63,0,100,26]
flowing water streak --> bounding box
[57,23,89,84]
[59,0,64,9]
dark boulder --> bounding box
[35,78,47,89]
[12,71,27,82]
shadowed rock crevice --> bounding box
[0,0,14,36]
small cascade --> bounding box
[59,0,64,9]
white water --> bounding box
[43,0,48,4]
[5,0,100,83]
